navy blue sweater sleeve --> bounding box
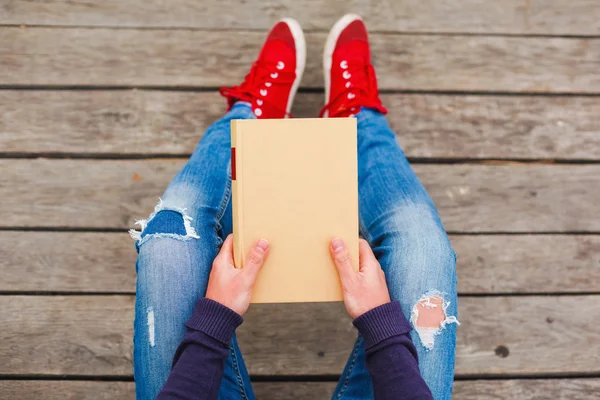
[157,298,243,400]
[159,299,432,399]
[353,301,433,400]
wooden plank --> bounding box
[2,0,600,36]
[257,380,600,400]
[3,90,600,160]
[241,296,600,376]
[0,232,136,293]
[2,28,600,92]
[0,381,134,400]
[1,160,599,232]
[1,296,599,376]
[416,164,600,232]
[0,159,183,230]
[450,235,600,294]
[453,379,600,400]
[1,296,134,376]
[2,379,600,399]
[2,232,599,294]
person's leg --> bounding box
[322,14,458,399]
[333,108,458,400]
[132,103,256,400]
[133,15,306,398]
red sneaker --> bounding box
[220,18,305,119]
[320,14,387,118]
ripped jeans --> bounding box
[132,103,459,400]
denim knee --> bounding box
[371,203,459,350]
[372,203,456,280]
[144,210,187,236]
[130,199,200,248]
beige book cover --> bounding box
[231,118,359,303]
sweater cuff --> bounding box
[353,301,412,349]
[185,298,243,344]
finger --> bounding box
[330,238,355,280]
[243,239,269,280]
[216,234,235,266]
[358,239,377,272]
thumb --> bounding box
[243,239,269,280]
[330,238,355,280]
[358,239,377,272]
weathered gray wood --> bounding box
[240,296,600,376]
[2,0,600,35]
[0,232,136,293]
[273,380,600,400]
[385,95,600,160]
[453,379,600,400]
[1,296,134,376]
[450,235,600,294]
[2,232,599,294]
[255,379,600,400]
[0,381,135,400]
[2,90,600,160]
[415,164,600,232]
[2,379,600,399]
[1,160,599,232]
[1,296,599,375]
[0,159,183,230]
[2,28,600,92]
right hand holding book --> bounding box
[330,238,391,319]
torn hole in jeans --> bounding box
[129,198,200,245]
[410,291,460,351]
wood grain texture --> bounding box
[2,0,600,35]
[2,379,600,399]
[256,379,600,400]
[453,379,600,400]
[1,296,133,376]
[242,296,600,376]
[415,164,600,232]
[451,235,600,294]
[0,232,136,293]
[2,232,599,294]
[2,296,599,376]
[2,28,600,92]
[2,159,599,232]
[2,379,599,399]
[0,381,135,400]
[2,90,600,160]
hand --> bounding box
[205,234,269,316]
[330,238,391,319]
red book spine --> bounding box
[231,147,236,181]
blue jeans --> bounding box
[133,103,458,399]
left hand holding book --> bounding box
[206,234,270,316]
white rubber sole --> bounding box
[279,18,306,117]
[322,14,363,117]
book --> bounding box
[231,118,359,303]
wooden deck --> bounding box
[1,1,600,398]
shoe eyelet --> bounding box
[270,72,278,79]
[254,108,263,117]
[347,93,355,99]
[256,99,263,106]
[349,113,355,117]
[260,89,268,96]
[345,82,351,88]
[343,71,351,79]
[265,82,272,87]
[340,60,348,69]
[276,61,285,70]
